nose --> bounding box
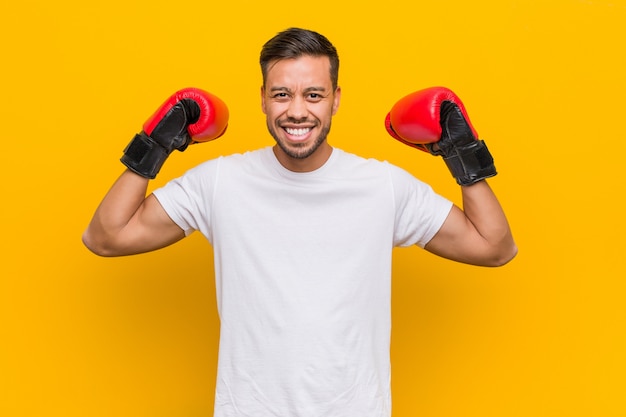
[286,96,308,121]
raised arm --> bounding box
[82,170,185,256]
[385,86,517,267]
[83,88,229,257]
[425,181,516,266]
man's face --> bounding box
[261,55,341,171]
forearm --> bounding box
[460,180,517,264]
[82,169,150,255]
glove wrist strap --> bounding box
[120,132,170,179]
[443,140,497,186]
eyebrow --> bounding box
[268,86,328,93]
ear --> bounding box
[260,86,267,114]
[332,86,341,115]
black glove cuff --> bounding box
[120,132,170,179]
[443,140,497,186]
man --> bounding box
[83,27,516,417]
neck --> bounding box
[272,142,333,172]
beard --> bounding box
[267,119,331,160]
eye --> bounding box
[271,92,291,102]
[307,93,323,102]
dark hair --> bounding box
[260,27,340,90]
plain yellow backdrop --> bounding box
[1,0,625,416]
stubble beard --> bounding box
[268,121,331,160]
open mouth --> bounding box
[285,127,312,136]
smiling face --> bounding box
[261,55,341,172]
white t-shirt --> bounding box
[153,147,452,417]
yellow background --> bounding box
[1,0,624,415]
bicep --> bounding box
[118,194,185,255]
[423,204,493,266]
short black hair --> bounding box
[260,27,340,90]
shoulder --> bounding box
[330,148,393,174]
[183,147,272,176]
[332,148,422,183]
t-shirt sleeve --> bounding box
[152,158,220,238]
[388,164,453,248]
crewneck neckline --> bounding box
[265,146,340,179]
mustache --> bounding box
[279,117,316,124]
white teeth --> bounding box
[285,127,311,136]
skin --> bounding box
[83,55,517,266]
[261,55,340,172]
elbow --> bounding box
[487,242,518,267]
[82,229,118,257]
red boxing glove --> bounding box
[121,88,229,179]
[385,87,496,185]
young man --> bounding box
[84,27,516,417]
